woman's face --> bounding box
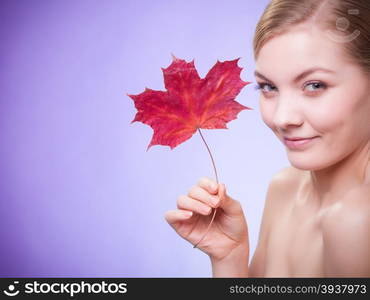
[255,27,370,170]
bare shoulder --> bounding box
[323,183,370,276]
[248,166,303,277]
[257,166,306,224]
[327,182,370,224]
[271,166,304,186]
[267,166,305,202]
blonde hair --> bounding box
[253,0,370,75]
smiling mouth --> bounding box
[283,136,319,150]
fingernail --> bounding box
[209,196,219,206]
[203,206,212,214]
[185,211,193,217]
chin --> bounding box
[286,152,334,171]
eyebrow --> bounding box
[254,67,335,84]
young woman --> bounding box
[164,0,370,277]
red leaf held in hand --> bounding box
[128,55,252,151]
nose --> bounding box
[272,95,303,130]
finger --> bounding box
[164,209,193,225]
[177,195,213,216]
[188,185,220,208]
[198,176,219,195]
[218,183,243,216]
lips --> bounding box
[283,136,319,150]
[285,136,315,140]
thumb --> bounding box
[217,183,243,216]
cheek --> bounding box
[303,95,370,170]
[259,98,275,130]
[306,89,370,140]
[306,102,346,133]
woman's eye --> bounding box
[304,81,327,92]
[255,82,277,93]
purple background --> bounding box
[0,0,289,277]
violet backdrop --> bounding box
[0,0,289,277]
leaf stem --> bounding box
[193,127,219,249]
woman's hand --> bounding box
[164,177,249,263]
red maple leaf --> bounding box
[128,55,252,151]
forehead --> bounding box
[255,27,351,76]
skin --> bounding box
[164,24,370,277]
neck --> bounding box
[308,140,370,203]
